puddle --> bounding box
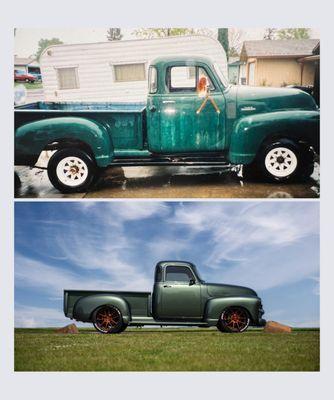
[15,163,320,199]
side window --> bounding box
[168,66,215,93]
[148,66,158,93]
[169,66,196,92]
[198,67,215,91]
[165,266,195,283]
[57,67,79,90]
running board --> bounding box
[110,155,231,168]
[129,317,209,327]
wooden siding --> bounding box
[245,57,316,87]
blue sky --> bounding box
[15,201,319,328]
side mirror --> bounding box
[189,278,196,286]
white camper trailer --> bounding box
[39,35,228,102]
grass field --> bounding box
[14,327,319,371]
[14,82,43,90]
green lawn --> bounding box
[14,328,319,371]
[14,82,43,90]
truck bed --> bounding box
[15,102,147,155]
[64,289,152,319]
[15,101,146,113]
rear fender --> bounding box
[73,294,131,324]
[15,117,114,167]
[229,110,320,164]
[204,296,262,326]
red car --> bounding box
[14,70,35,83]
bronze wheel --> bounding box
[218,307,250,333]
[93,306,124,334]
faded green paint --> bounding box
[64,261,265,328]
[15,55,319,168]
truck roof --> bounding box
[150,55,214,66]
[156,261,204,281]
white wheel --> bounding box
[264,147,298,178]
[55,156,89,187]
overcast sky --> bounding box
[15,201,319,328]
[14,28,320,57]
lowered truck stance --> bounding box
[64,261,265,334]
[15,56,319,193]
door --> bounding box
[248,62,255,86]
[159,265,202,319]
[147,65,226,153]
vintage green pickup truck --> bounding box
[64,261,265,334]
[15,55,319,193]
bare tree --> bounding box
[228,29,243,57]
[264,28,277,40]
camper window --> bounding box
[57,67,79,90]
[113,63,146,82]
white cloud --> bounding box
[15,305,67,328]
[111,202,169,221]
[15,253,152,295]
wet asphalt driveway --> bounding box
[15,163,320,199]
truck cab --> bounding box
[147,56,228,154]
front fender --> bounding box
[73,294,131,324]
[15,117,114,167]
[204,296,263,326]
[229,110,320,164]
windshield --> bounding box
[213,63,229,88]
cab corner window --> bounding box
[155,265,162,282]
[165,266,194,283]
[148,66,158,94]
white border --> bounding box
[2,0,332,399]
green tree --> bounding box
[277,28,310,39]
[107,28,123,41]
[217,28,229,58]
[133,28,196,38]
[35,38,63,61]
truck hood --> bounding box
[229,85,317,117]
[206,283,258,298]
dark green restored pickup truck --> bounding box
[15,56,319,193]
[64,261,265,334]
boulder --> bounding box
[55,323,79,334]
[264,321,291,333]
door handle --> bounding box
[162,100,175,104]
[163,285,172,288]
[149,105,156,112]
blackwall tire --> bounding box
[47,148,96,193]
[92,306,126,334]
[217,307,250,333]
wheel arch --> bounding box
[229,110,320,165]
[44,138,95,159]
[15,116,114,168]
[72,294,131,325]
[204,297,259,326]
